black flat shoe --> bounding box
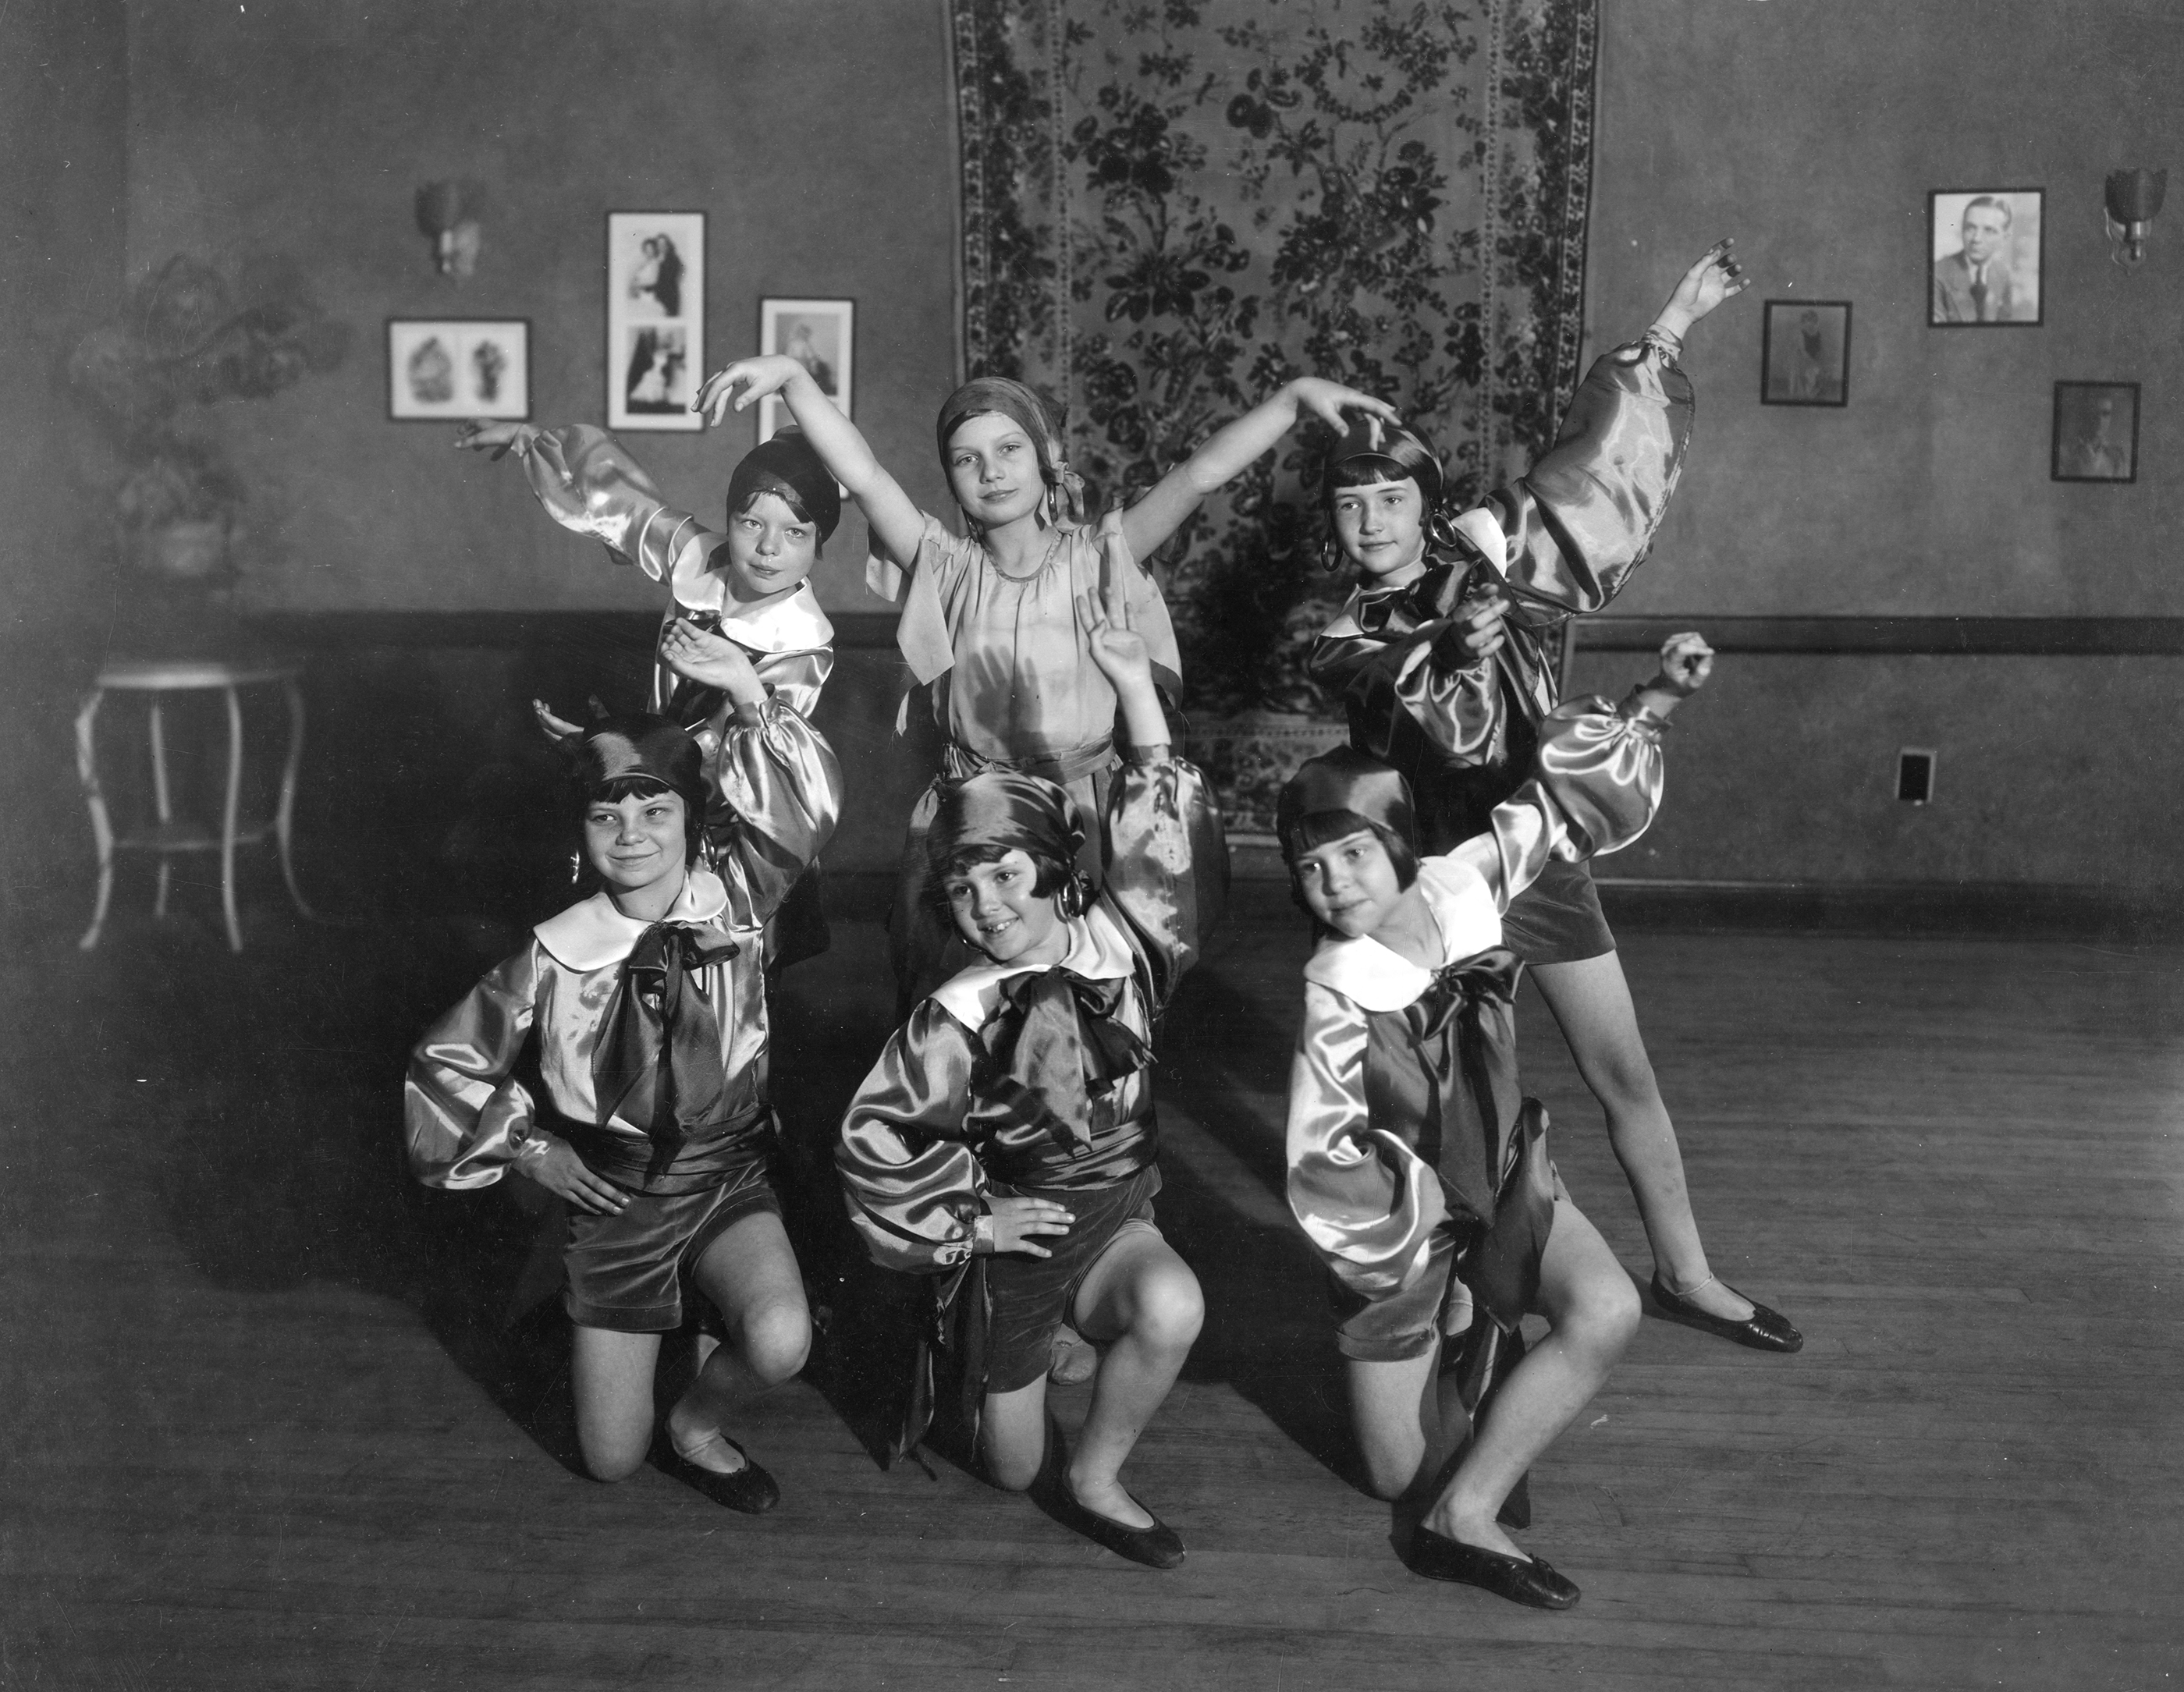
[1404,1527,1579,1609]
[1650,1273,1803,1353]
[1047,1474,1187,1570]
[656,1438,781,1514]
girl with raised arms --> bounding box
[1306,241,1799,1351]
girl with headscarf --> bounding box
[1281,639,1710,1609]
[456,418,843,971]
[834,610,1218,1569]
[1306,241,1801,1354]
[691,353,1397,1010]
[405,708,840,1512]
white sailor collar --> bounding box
[927,903,1135,1030]
[671,572,835,655]
[532,867,731,971]
[1302,857,1503,1011]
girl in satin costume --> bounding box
[455,418,842,970]
[405,706,840,1511]
[1307,242,1800,1353]
[835,611,1220,1569]
[1282,636,1712,1609]
[690,353,1396,1011]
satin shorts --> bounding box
[562,1155,780,1334]
[982,1164,1163,1394]
[1499,853,1616,967]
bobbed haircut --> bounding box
[927,840,1074,911]
[581,773,705,867]
[1284,808,1421,891]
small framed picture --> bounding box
[1929,189,2043,326]
[607,211,705,430]
[387,319,530,420]
[756,298,854,442]
[2051,381,2140,483]
[1761,300,1852,406]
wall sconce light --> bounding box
[414,180,484,282]
[2104,168,2166,266]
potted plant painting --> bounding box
[69,254,350,615]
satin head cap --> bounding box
[727,425,841,542]
[1323,414,1444,513]
[1276,747,1418,860]
[927,769,1087,874]
[570,713,708,815]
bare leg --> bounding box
[1345,1340,1474,1504]
[1064,1232,1204,1528]
[570,1325,666,1481]
[980,1375,1052,1492]
[1529,953,1754,1324]
[1421,1194,1639,1555]
[667,1210,811,1472]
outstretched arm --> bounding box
[694,356,927,566]
[1119,378,1401,562]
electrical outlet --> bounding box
[1897,748,1935,804]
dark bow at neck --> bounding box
[971,966,1150,1151]
[1362,947,1525,1224]
[593,920,742,1165]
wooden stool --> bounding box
[75,655,315,952]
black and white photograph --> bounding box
[607,211,703,429]
[385,317,529,419]
[756,296,853,443]
[1760,299,1851,405]
[2052,380,2140,482]
[1929,187,2044,325]
[7,5,2182,1691]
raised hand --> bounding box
[1436,590,1510,663]
[691,355,806,429]
[1079,594,1154,694]
[532,697,584,744]
[1291,378,1404,432]
[660,619,765,701]
[523,1137,629,1215]
[1653,240,1748,339]
[1654,631,1715,695]
[455,419,537,459]
[986,1194,1075,1258]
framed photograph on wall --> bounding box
[1760,300,1852,406]
[756,298,854,443]
[607,211,705,430]
[2051,381,2139,483]
[1929,189,2043,326]
[387,319,530,420]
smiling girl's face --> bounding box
[941,846,1070,967]
[584,789,689,905]
[1289,827,1407,940]
[1330,472,1429,586]
[945,412,1047,530]
[719,489,819,605]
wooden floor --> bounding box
[4,889,2181,1691]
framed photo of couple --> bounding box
[386,319,530,420]
[606,211,705,430]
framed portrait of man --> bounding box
[2051,381,2139,483]
[1929,190,2043,327]
[1761,300,1852,406]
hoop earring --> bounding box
[1057,874,1089,920]
[568,851,584,885]
[1319,533,1345,575]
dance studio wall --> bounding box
[1582,0,2184,893]
[119,0,958,617]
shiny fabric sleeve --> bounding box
[836,1002,988,1274]
[403,947,550,1190]
[1099,754,1227,1016]
[1285,980,1447,1300]
[517,424,712,582]
[704,693,843,931]
[1452,695,1667,910]
[1475,333,1693,623]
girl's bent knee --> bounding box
[740,1304,812,1384]
[582,1444,650,1484]
[1132,1273,1204,1353]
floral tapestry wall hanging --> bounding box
[950,0,1600,832]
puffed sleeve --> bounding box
[877,516,983,685]
[751,646,833,721]
[836,1002,988,1273]
[1099,753,1228,1014]
[516,424,715,583]
[403,947,550,1190]
[1285,980,1447,1300]
[1452,694,1667,910]
[704,694,843,931]
[1468,331,1693,623]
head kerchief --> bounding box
[726,425,840,542]
[936,377,1087,523]
[927,769,1087,874]
[1276,747,1418,860]
[1322,414,1446,513]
